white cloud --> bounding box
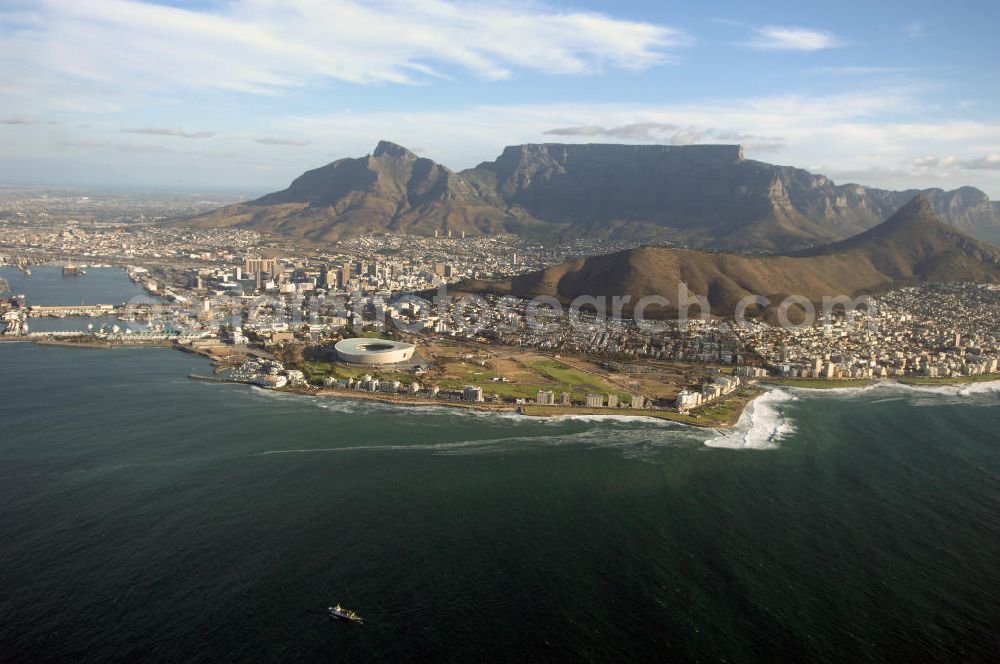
[269,92,1000,196]
[543,122,783,150]
[2,116,40,124]
[746,25,844,51]
[7,92,998,195]
[122,127,214,138]
[961,155,1000,170]
[61,138,172,153]
[256,136,310,146]
[909,155,957,169]
[0,0,687,109]
[545,123,680,139]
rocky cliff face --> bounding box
[464,143,748,227]
[753,169,1000,248]
[183,141,1000,250]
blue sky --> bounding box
[1,0,998,196]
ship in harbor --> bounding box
[62,261,85,277]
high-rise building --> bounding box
[320,266,336,289]
[463,385,484,402]
[675,390,701,410]
[536,390,555,406]
[244,256,277,277]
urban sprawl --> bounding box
[2,188,999,420]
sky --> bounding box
[1,0,998,196]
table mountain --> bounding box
[183,141,1000,250]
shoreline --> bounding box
[763,378,876,390]
[765,375,1000,390]
[8,335,998,429]
[189,373,749,428]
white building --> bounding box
[536,390,555,405]
[675,390,702,410]
[334,337,416,365]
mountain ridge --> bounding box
[181,141,1000,250]
[464,194,1000,319]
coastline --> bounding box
[518,390,761,429]
[766,375,1000,390]
[894,374,1000,386]
[9,335,997,430]
[189,373,754,428]
[763,378,876,390]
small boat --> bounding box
[328,604,363,624]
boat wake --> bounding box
[258,423,706,461]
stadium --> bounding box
[334,337,416,366]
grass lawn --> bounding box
[430,358,627,402]
[527,359,619,394]
[300,354,670,404]
[521,404,700,424]
[692,389,762,423]
[299,359,413,385]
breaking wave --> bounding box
[787,379,1000,408]
[704,389,797,450]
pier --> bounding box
[29,304,117,317]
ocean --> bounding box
[0,266,162,335]
[0,266,156,307]
[1,273,999,662]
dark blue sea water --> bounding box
[1,343,998,663]
[3,261,1000,661]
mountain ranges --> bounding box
[182,141,1000,251]
[461,194,1000,320]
